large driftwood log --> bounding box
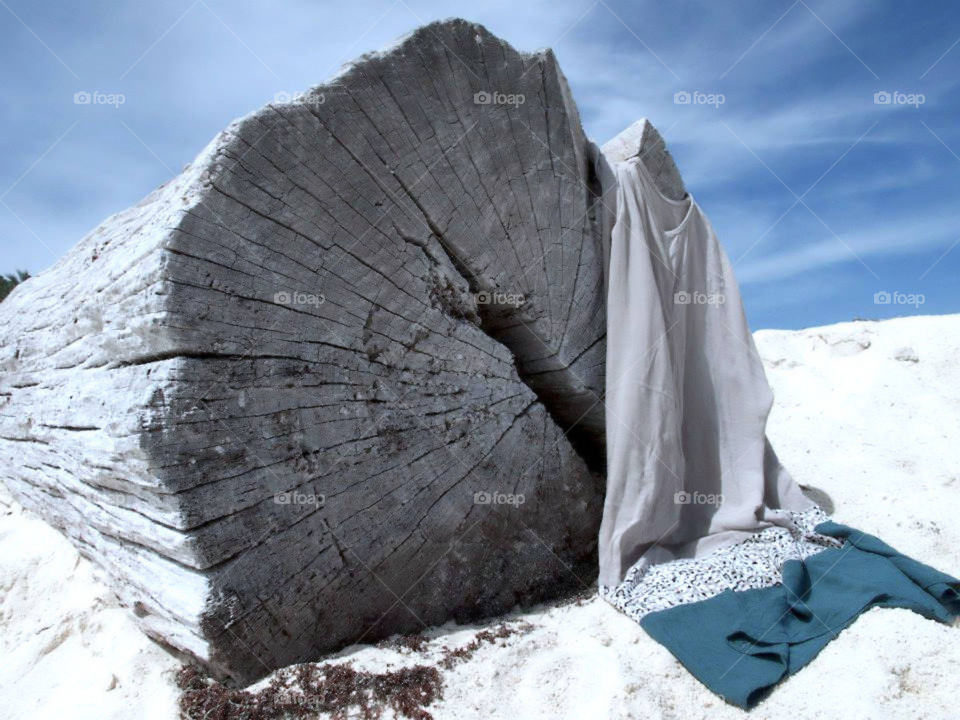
[0,18,685,683]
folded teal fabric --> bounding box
[639,522,960,709]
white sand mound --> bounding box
[0,485,180,719]
[2,313,958,720]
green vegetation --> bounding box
[0,270,29,302]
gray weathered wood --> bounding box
[0,18,687,684]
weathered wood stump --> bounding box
[0,18,684,683]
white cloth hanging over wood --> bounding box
[595,143,812,588]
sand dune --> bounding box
[2,313,958,720]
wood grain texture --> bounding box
[0,17,690,683]
[0,19,616,683]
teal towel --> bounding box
[640,522,959,709]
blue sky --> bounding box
[1,0,958,329]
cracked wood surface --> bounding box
[0,18,685,684]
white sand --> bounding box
[0,488,180,719]
[2,313,958,720]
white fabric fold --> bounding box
[596,152,812,587]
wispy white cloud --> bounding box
[737,209,960,284]
[1,0,958,328]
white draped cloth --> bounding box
[596,151,813,588]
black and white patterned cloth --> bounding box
[599,506,843,622]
